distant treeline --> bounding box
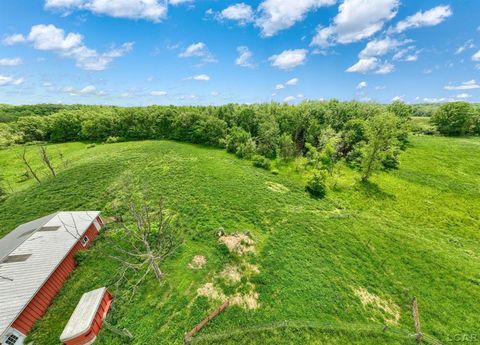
[0,100,478,174]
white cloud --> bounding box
[472,50,480,61]
[275,84,285,90]
[346,57,394,74]
[235,46,255,67]
[392,45,417,61]
[269,49,307,70]
[151,90,168,96]
[179,42,216,63]
[0,58,23,66]
[283,95,297,102]
[2,34,26,46]
[211,91,220,96]
[392,95,403,101]
[286,77,299,85]
[444,80,479,90]
[219,3,253,25]
[45,0,168,22]
[390,5,452,34]
[0,75,24,86]
[346,57,378,73]
[79,85,96,94]
[19,24,132,70]
[357,81,367,89]
[311,0,399,47]
[455,39,475,55]
[185,74,210,81]
[423,97,451,103]
[403,54,417,62]
[256,0,336,37]
[63,84,105,96]
[456,93,471,99]
[169,0,193,5]
[359,37,407,58]
[375,61,394,74]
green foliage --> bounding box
[305,169,327,198]
[252,154,271,170]
[431,102,475,136]
[49,110,84,142]
[386,101,413,119]
[105,136,125,144]
[222,127,256,158]
[0,123,21,148]
[257,116,280,158]
[15,116,49,142]
[278,133,296,161]
[358,113,403,181]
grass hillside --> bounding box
[0,136,479,344]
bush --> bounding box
[252,155,271,170]
[278,133,296,161]
[431,102,475,136]
[305,170,327,198]
[105,136,125,144]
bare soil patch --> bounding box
[353,287,400,325]
[188,255,206,269]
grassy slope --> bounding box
[0,136,478,344]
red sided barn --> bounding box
[0,211,103,345]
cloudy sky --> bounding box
[0,0,479,105]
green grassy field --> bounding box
[0,135,479,344]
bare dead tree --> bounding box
[20,146,41,183]
[59,151,69,169]
[103,184,181,296]
[39,146,56,177]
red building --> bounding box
[0,211,103,345]
[60,287,113,345]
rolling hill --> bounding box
[0,135,479,344]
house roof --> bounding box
[0,211,100,338]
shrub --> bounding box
[105,136,125,144]
[431,102,475,136]
[252,155,271,170]
[278,133,296,161]
[236,137,257,159]
[305,170,327,198]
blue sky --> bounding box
[0,0,479,106]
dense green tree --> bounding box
[257,117,280,158]
[358,113,403,181]
[431,102,475,136]
[278,133,296,161]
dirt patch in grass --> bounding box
[266,181,289,193]
[231,290,260,310]
[353,287,401,325]
[219,233,255,256]
[188,255,206,269]
[197,283,227,302]
[197,282,259,310]
[244,263,260,275]
[219,265,242,283]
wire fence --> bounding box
[185,320,444,345]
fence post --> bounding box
[412,297,422,343]
[184,300,230,343]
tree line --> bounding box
[0,100,478,196]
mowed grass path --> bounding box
[0,136,478,344]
